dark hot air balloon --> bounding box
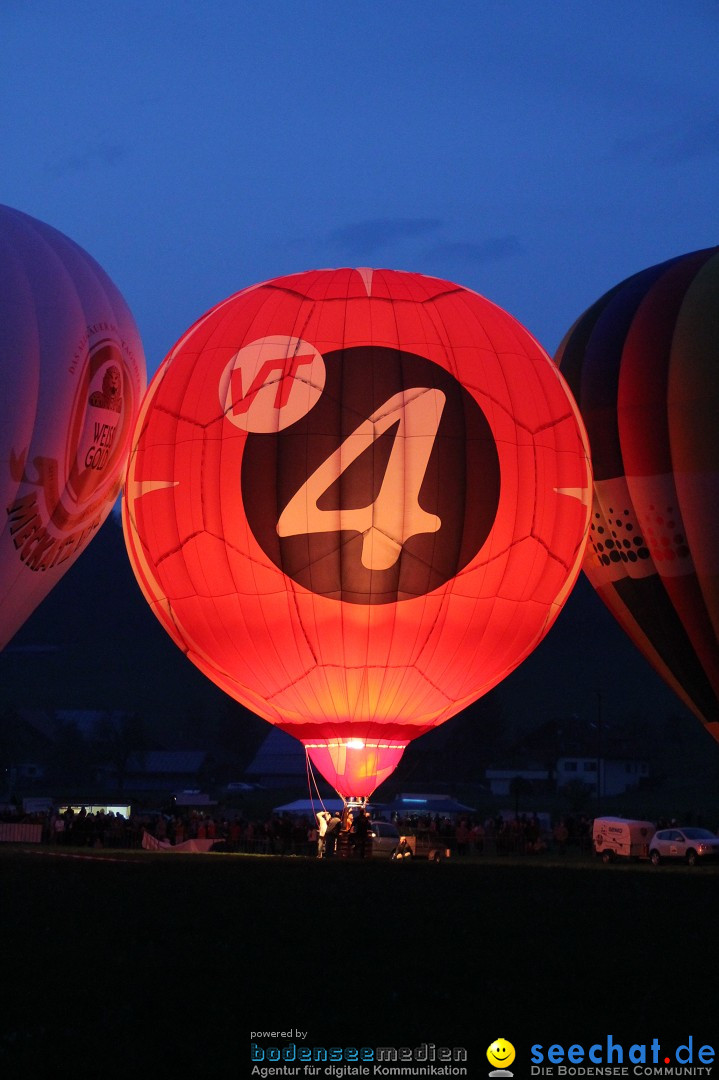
[556,246,719,744]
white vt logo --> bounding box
[277,387,446,571]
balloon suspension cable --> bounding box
[305,751,368,816]
[305,749,329,817]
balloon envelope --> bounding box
[556,246,719,743]
[0,205,146,650]
[123,268,591,797]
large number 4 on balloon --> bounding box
[277,387,445,571]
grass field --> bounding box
[1,845,717,1077]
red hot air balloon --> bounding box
[556,246,719,744]
[0,205,146,651]
[123,268,591,801]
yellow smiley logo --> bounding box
[487,1039,516,1069]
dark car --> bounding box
[367,820,401,856]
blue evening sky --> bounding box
[3,2,718,731]
[3,1,717,378]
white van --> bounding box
[592,816,656,863]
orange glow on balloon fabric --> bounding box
[123,268,591,798]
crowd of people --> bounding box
[0,802,597,857]
[392,810,593,855]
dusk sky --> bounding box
[3,2,719,739]
[3,2,718,378]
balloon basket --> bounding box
[343,796,367,812]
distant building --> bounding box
[171,791,218,810]
[485,766,550,797]
[387,793,476,817]
[245,729,308,788]
[10,762,45,781]
[485,715,652,799]
[3,709,56,794]
[556,755,649,797]
[485,755,649,798]
[55,709,126,737]
[102,750,213,794]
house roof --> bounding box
[56,709,127,735]
[172,792,217,807]
[388,796,476,814]
[16,709,57,743]
[126,751,208,775]
[245,729,306,777]
[273,798,346,815]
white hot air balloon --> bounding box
[0,204,146,650]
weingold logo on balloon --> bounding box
[5,333,137,573]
